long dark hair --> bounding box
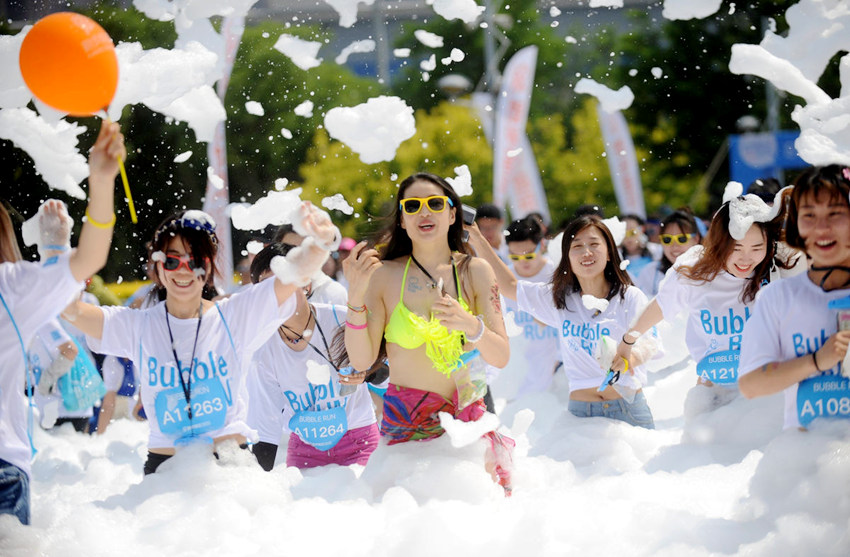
[551,215,633,310]
[0,202,22,264]
[678,200,787,303]
[376,173,470,261]
[372,172,474,301]
[146,211,220,303]
[786,165,850,253]
[659,208,702,275]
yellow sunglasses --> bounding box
[509,243,541,261]
[659,233,694,245]
[399,195,453,215]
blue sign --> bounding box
[729,131,807,187]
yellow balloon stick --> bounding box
[117,154,137,224]
[99,111,136,224]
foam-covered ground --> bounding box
[1,319,848,556]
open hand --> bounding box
[297,201,339,251]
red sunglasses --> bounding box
[162,254,208,273]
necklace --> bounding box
[279,309,313,344]
[810,265,850,291]
[410,253,451,293]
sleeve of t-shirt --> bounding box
[0,253,83,341]
[739,285,783,376]
[516,280,561,328]
[220,278,297,356]
[37,318,73,351]
[247,360,287,445]
[624,287,664,359]
[655,264,691,319]
[87,305,141,361]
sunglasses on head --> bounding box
[508,243,541,261]
[659,233,694,245]
[399,195,453,215]
[162,254,207,273]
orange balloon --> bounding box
[19,12,118,117]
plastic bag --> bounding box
[57,337,106,412]
[451,349,489,411]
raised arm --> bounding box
[69,121,125,283]
[271,201,341,305]
[343,242,386,371]
[465,222,518,300]
[61,300,106,339]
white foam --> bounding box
[574,78,634,113]
[324,96,416,164]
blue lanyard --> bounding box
[0,289,38,457]
[164,302,203,420]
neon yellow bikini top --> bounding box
[385,256,471,377]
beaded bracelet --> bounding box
[85,209,116,229]
[347,303,367,313]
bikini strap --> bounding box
[400,256,412,304]
[452,256,464,305]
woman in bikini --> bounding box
[343,172,514,493]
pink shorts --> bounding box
[286,423,380,469]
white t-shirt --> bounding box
[503,259,561,396]
[88,278,296,449]
[247,303,376,445]
[516,281,652,392]
[656,246,754,383]
[0,253,83,477]
[739,273,849,429]
[29,319,93,419]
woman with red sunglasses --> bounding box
[613,186,800,419]
[63,202,340,475]
[343,172,514,494]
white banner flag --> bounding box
[204,15,245,292]
[596,104,646,218]
[492,46,550,223]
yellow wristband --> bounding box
[85,208,116,229]
[621,357,629,373]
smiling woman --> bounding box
[469,215,659,429]
[613,189,801,420]
[739,165,850,430]
[61,202,340,475]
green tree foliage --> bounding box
[296,101,492,240]
[607,1,811,211]
[0,3,384,279]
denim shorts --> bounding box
[568,391,655,429]
[0,458,30,525]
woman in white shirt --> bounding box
[0,121,124,524]
[635,208,703,297]
[64,202,340,475]
[739,165,850,429]
[469,214,659,428]
[246,243,378,470]
[614,187,795,416]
